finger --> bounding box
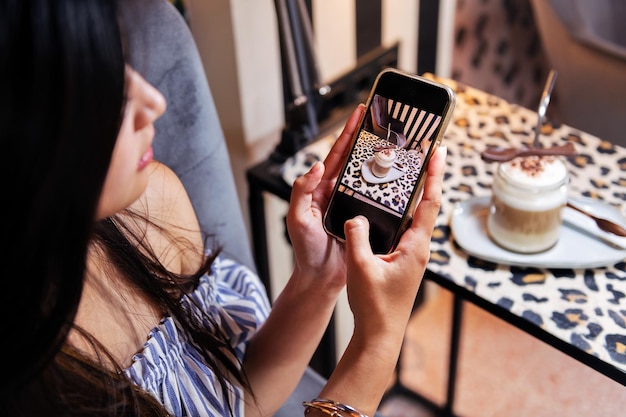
[397,146,447,251]
[400,145,446,245]
[322,104,365,180]
[288,161,325,221]
[344,215,374,265]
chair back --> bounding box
[530,0,626,146]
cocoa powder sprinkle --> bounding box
[509,156,557,177]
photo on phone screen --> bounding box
[324,69,456,253]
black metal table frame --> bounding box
[246,155,626,417]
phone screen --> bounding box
[324,69,455,253]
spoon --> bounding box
[567,201,626,237]
[481,142,577,162]
[534,69,558,148]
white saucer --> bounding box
[361,158,405,184]
[450,196,626,268]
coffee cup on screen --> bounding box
[372,148,397,178]
[487,155,569,253]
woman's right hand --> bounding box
[343,145,446,340]
[315,146,446,417]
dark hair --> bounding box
[1,1,247,415]
[2,0,126,386]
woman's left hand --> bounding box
[286,104,365,290]
[244,105,365,416]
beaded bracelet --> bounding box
[302,398,369,417]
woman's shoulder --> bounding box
[144,160,184,200]
[128,160,205,274]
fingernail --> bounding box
[352,215,368,225]
[307,161,322,175]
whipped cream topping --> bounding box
[493,155,569,212]
[499,156,568,188]
[374,148,396,166]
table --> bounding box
[246,76,626,415]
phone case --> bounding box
[323,68,456,253]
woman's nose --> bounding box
[127,66,167,130]
[140,77,167,123]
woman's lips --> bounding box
[138,146,153,170]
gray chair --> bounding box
[530,0,626,146]
[120,0,327,415]
[120,0,254,268]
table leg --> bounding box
[443,293,464,417]
[248,181,273,300]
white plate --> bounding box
[450,196,626,268]
[361,158,405,184]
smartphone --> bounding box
[323,68,456,254]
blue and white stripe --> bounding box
[125,257,271,417]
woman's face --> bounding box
[96,67,166,218]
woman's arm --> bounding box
[316,145,446,417]
[242,106,365,417]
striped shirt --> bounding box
[124,256,271,416]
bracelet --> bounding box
[302,398,369,417]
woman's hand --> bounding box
[315,145,447,417]
[344,145,447,338]
[242,106,366,417]
[286,104,365,290]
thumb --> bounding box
[344,215,374,263]
[288,161,324,219]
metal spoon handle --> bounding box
[567,201,626,237]
[533,70,558,148]
[481,142,577,163]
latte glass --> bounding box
[372,148,396,178]
[487,156,569,253]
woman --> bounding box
[1,0,446,416]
